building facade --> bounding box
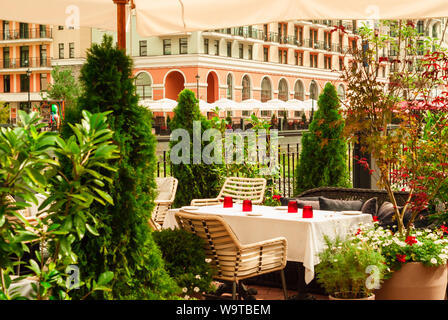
[1,17,447,126]
[0,20,53,123]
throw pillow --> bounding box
[377,201,396,228]
[280,196,320,206]
[297,200,320,210]
[361,197,378,215]
[318,197,363,212]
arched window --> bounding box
[261,77,272,102]
[135,73,152,100]
[278,79,289,101]
[310,81,318,100]
[226,73,233,100]
[432,23,440,38]
[337,84,346,100]
[294,80,304,101]
[242,75,251,101]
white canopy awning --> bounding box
[261,99,288,110]
[2,0,447,37]
[211,98,239,111]
[239,99,263,110]
[285,99,306,111]
[199,99,213,112]
[140,98,177,112]
[303,99,318,111]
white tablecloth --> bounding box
[164,204,373,284]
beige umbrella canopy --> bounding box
[1,0,448,43]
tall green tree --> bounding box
[169,89,221,207]
[295,83,351,194]
[62,35,178,299]
[45,66,81,108]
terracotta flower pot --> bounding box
[375,262,448,300]
[329,294,375,300]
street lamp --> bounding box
[195,74,200,99]
[26,65,31,112]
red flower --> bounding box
[355,228,362,236]
[405,236,418,246]
[372,216,379,222]
[396,254,407,263]
[379,57,389,63]
[441,225,448,234]
[272,195,281,201]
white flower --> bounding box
[333,259,338,263]
[430,258,438,265]
[205,258,212,263]
[184,295,190,300]
[195,275,201,279]
[438,254,448,260]
[194,287,200,293]
[182,287,188,293]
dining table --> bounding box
[163,203,373,285]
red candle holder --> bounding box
[242,200,252,212]
[302,205,313,218]
[288,200,298,213]
[223,196,233,208]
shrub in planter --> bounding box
[169,89,222,207]
[62,35,179,299]
[153,228,216,298]
[315,236,387,299]
[295,83,351,195]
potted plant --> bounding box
[315,236,387,300]
[340,21,448,299]
[350,222,448,299]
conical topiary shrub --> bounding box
[61,35,179,299]
[295,83,351,194]
[169,89,222,207]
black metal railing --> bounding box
[0,57,51,69]
[156,141,356,198]
[0,28,53,41]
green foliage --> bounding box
[169,89,222,207]
[152,229,216,297]
[295,83,351,194]
[351,223,448,277]
[62,35,179,299]
[0,110,116,300]
[0,102,9,124]
[316,236,386,299]
[45,66,81,109]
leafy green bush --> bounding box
[169,89,222,207]
[0,110,116,300]
[62,35,179,299]
[316,236,386,299]
[153,228,216,297]
[295,83,351,194]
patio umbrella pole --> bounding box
[113,0,129,50]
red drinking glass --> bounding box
[223,196,233,208]
[242,200,252,212]
[288,200,298,213]
[302,205,313,218]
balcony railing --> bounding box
[210,27,264,40]
[264,32,279,43]
[0,57,52,69]
[0,28,53,41]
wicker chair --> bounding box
[191,177,267,207]
[296,187,411,208]
[175,210,288,300]
[150,177,178,231]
